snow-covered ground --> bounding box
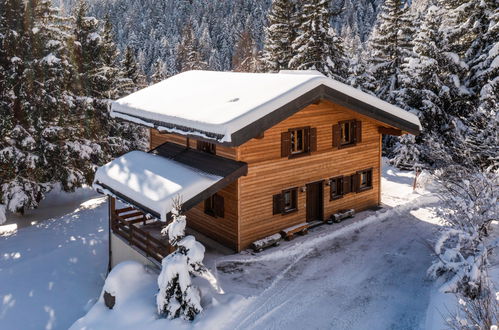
[2,160,485,330]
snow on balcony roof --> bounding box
[111,70,422,144]
[93,151,222,221]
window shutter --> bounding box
[273,193,283,215]
[352,173,360,193]
[214,194,224,218]
[355,120,362,143]
[309,127,317,152]
[343,176,351,194]
[332,124,341,148]
[281,131,291,157]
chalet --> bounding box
[93,70,421,269]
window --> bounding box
[197,140,216,155]
[357,168,373,192]
[332,120,362,148]
[273,187,298,215]
[330,176,344,200]
[290,128,305,154]
[340,120,355,146]
[281,127,317,158]
[204,193,224,217]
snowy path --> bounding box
[0,192,108,330]
[216,194,440,330]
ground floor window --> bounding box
[204,193,224,217]
[330,176,344,200]
[273,187,298,215]
[357,168,373,192]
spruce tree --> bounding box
[261,0,297,72]
[366,0,415,102]
[232,27,260,72]
[176,22,207,72]
[289,0,348,81]
[151,58,168,83]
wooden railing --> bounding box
[111,205,173,263]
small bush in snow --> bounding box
[427,166,498,298]
[156,200,207,321]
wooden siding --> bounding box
[150,129,238,160]
[237,100,382,250]
[184,181,239,250]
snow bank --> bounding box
[111,70,421,142]
[93,151,221,221]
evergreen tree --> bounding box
[392,5,467,168]
[121,46,146,93]
[289,0,348,81]
[176,22,207,72]
[366,0,415,102]
[151,58,168,83]
[261,0,297,72]
[157,203,206,321]
[232,27,260,72]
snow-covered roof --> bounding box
[93,151,222,221]
[111,70,422,144]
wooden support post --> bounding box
[107,196,116,273]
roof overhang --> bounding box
[93,143,247,220]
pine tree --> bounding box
[366,0,415,102]
[121,46,146,93]
[393,5,467,168]
[157,203,206,321]
[289,0,348,81]
[261,0,297,72]
[151,58,168,83]
[232,27,260,72]
[176,22,207,72]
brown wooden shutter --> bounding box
[352,173,360,193]
[281,131,291,157]
[343,176,351,194]
[355,120,362,143]
[214,194,224,217]
[309,127,317,152]
[332,124,341,148]
[273,193,283,215]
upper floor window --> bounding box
[333,120,362,148]
[281,127,317,158]
[197,140,216,155]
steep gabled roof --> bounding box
[111,70,421,146]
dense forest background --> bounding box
[0,0,497,220]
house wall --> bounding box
[149,130,240,251]
[149,100,384,251]
[237,100,382,250]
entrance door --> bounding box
[306,181,324,222]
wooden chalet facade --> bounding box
[93,70,421,268]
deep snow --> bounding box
[1,160,484,330]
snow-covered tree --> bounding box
[260,0,297,72]
[157,202,207,321]
[176,22,207,72]
[392,5,469,168]
[289,0,348,81]
[151,58,169,83]
[365,0,416,102]
[428,166,498,298]
[232,27,260,72]
[121,46,146,92]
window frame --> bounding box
[204,193,224,218]
[282,187,298,214]
[356,168,373,192]
[339,120,356,147]
[329,176,344,200]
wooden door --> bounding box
[306,181,324,222]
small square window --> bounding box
[330,176,344,200]
[204,194,224,217]
[197,140,216,155]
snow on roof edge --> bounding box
[110,71,422,144]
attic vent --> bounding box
[228,98,239,103]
